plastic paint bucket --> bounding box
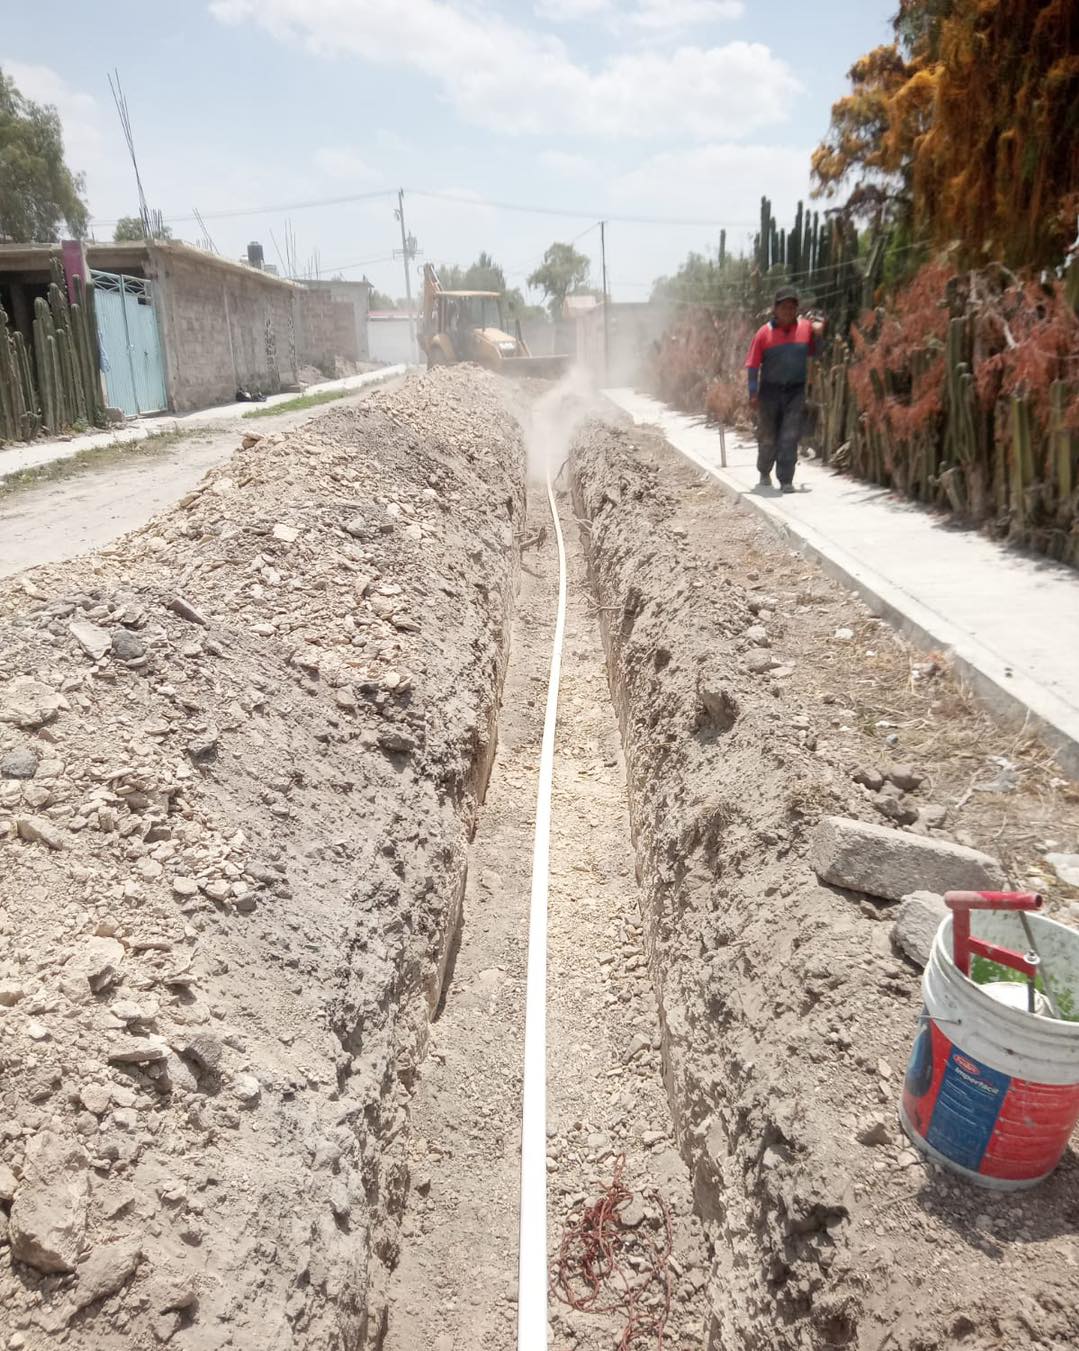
[900,911,1079,1189]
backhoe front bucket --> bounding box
[496,354,572,380]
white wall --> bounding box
[368,317,415,365]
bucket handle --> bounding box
[944,891,1042,979]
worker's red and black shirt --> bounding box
[745,318,817,396]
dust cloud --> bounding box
[523,363,605,485]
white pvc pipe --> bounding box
[516,460,568,1350]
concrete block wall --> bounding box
[297,280,370,368]
[294,286,362,375]
[149,246,299,412]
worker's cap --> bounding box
[774,285,799,304]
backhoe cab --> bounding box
[420,264,569,379]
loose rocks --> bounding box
[810,815,1007,902]
[9,1132,90,1274]
[892,890,949,967]
[0,748,39,780]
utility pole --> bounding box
[394,189,419,362]
[600,220,610,386]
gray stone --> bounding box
[9,1131,89,1274]
[1045,852,1079,889]
[69,620,110,661]
[66,1238,142,1318]
[344,516,367,539]
[111,629,147,661]
[744,624,770,647]
[108,1037,168,1065]
[1,748,39,780]
[16,815,65,850]
[0,1162,17,1201]
[886,764,925,792]
[233,1073,261,1104]
[857,1115,893,1147]
[70,936,125,993]
[871,792,918,826]
[697,669,739,734]
[892,890,949,968]
[744,651,780,675]
[853,766,884,792]
[379,729,416,754]
[810,815,1006,903]
[0,677,66,729]
[176,1032,223,1073]
[918,803,948,829]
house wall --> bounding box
[298,280,370,366]
[149,246,300,411]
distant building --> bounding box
[0,240,373,417]
[367,310,416,366]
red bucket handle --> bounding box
[944,891,1043,979]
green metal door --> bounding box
[91,270,167,416]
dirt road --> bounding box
[0,380,404,579]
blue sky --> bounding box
[4,0,894,301]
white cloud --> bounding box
[209,1,797,139]
[3,60,105,175]
[630,0,744,31]
[313,146,377,181]
[612,142,812,228]
[534,0,611,19]
[539,149,592,177]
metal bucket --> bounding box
[900,911,1079,1189]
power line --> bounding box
[91,186,760,233]
[407,188,758,229]
[89,188,397,229]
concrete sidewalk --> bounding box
[0,365,408,481]
[606,388,1079,777]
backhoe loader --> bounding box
[419,264,570,378]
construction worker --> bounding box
[744,285,822,493]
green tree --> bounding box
[368,288,396,310]
[527,242,591,320]
[0,68,88,241]
[113,215,173,242]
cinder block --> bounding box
[810,815,1006,902]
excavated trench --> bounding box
[5,370,1078,1351]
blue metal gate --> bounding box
[91,270,167,416]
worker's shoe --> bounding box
[780,482,796,494]
[758,473,772,488]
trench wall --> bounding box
[569,417,1079,1351]
[0,369,523,1349]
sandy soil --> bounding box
[571,417,1079,1351]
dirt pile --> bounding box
[0,368,524,1349]
[571,418,1079,1350]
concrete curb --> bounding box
[0,365,408,484]
[604,394,1079,779]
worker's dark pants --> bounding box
[757,384,805,485]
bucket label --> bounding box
[903,1015,1079,1181]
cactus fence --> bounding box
[0,261,107,445]
[813,268,1079,565]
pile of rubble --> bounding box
[0,368,524,1348]
[570,418,1079,1351]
